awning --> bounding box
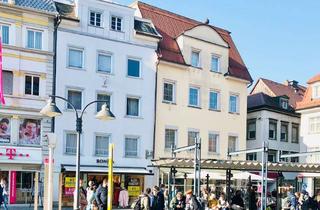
[151,158,320,173]
[61,164,153,175]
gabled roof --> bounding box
[248,92,296,115]
[251,78,306,108]
[15,0,56,13]
[297,74,320,110]
[136,1,252,82]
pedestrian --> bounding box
[141,188,151,210]
[170,192,185,210]
[208,193,218,210]
[230,190,244,210]
[95,178,108,210]
[78,179,88,210]
[0,178,7,210]
[86,180,97,210]
[185,190,200,210]
[247,186,257,210]
[217,192,229,210]
[152,186,165,210]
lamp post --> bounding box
[40,95,115,210]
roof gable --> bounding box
[136,1,252,82]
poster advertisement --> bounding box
[0,117,10,143]
[128,186,141,197]
[65,177,76,196]
[19,119,41,145]
[10,171,16,204]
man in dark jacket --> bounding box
[95,178,108,210]
[152,186,165,210]
[0,184,3,207]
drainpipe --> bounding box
[51,15,61,133]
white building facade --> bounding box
[53,0,160,205]
[0,0,56,205]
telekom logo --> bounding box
[6,148,16,160]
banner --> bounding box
[9,171,16,204]
[0,117,10,143]
[19,119,41,145]
[65,177,76,196]
[0,37,5,105]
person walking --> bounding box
[185,190,200,210]
[230,190,244,210]
[152,186,165,210]
[170,192,185,210]
[0,178,8,210]
[141,188,151,210]
[86,180,97,210]
[217,193,229,210]
[95,178,108,210]
[208,193,218,210]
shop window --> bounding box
[19,119,41,145]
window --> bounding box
[292,124,299,144]
[0,0,8,3]
[111,16,122,31]
[188,131,199,146]
[95,135,109,156]
[68,48,83,69]
[27,30,42,49]
[96,93,111,112]
[191,51,200,67]
[3,71,13,95]
[229,94,239,113]
[90,11,102,27]
[189,87,200,107]
[165,129,176,149]
[309,117,320,134]
[24,75,39,96]
[280,98,288,109]
[268,150,277,162]
[163,82,175,103]
[65,133,76,155]
[97,54,111,73]
[126,97,139,116]
[312,85,320,99]
[127,59,140,77]
[247,120,256,140]
[67,89,82,110]
[211,56,219,72]
[125,137,138,157]
[228,136,237,153]
[246,153,257,161]
[281,122,288,142]
[1,25,9,44]
[208,133,218,153]
[269,119,277,140]
[209,91,219,110]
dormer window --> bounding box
[111,16,122,31]
[312,84,320,99]
[280,98,288,109]
[191,50,200,68]
[90,11,102,27]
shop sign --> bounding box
[65,177,76,188]
[10,171,16,204]
[128,186,141,197]
[96,158,108,164]
[0,146,42,164]
[65,187,75,196]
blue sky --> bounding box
[117,0,319,86]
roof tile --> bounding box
[15,0,56,13]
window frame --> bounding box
[210,54,220,73]
[26,29,42,50]
[0,24,9,45]
[208,132,219,154]
[229,93,239,113]
[110,15,123,32]
[188,129,200,146]
[280,98,289,109]
[228,135,238,153]
[64,131,77,155]
[280,121,289,142]
[209,90,220,111]
[124,136,139,158]
[189,86,200,108]
[66,88,83,111]
[67,47,85,70]
[190,50,200,68]
[127,57,141,78]
[94,133,111,157]
[312,84,320,99]
[247,119,256,140]
[24,74,40,96]
[96,92,112,113]
[309,116,320,134]
[246,153,257,161]
[89,10,103,27]
[164,127,177,150]
[97,52,112,74]
[163,80,176,103]
[3,70,13,95]
[269,119,278,140]
[292,123,299,144]
[126,96,141,117]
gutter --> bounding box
[51,14,62,133]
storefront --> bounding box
[59,164,153,207]
[0,146,42,204]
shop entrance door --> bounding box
[16,171,34,204]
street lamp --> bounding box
[40,95,115,210]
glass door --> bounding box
[16,171,34,204]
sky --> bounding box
[116,0,319,86]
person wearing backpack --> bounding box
[141,188,151,210]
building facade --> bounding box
[133,2,252,185]
[0,0,56,205]
[247,78,306,162]
[296,74,320,194]
[53,0,160,205]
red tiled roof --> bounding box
[137,1,252,82]
[297,74,320,110]
[258,78,306,108]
